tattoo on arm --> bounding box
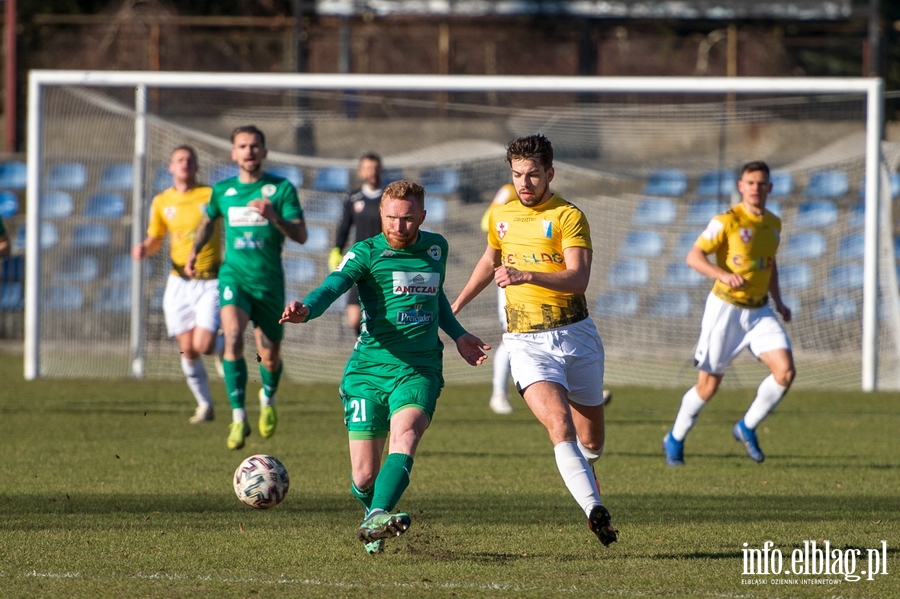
[192,215,215,253]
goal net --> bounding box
[23,73,898,391]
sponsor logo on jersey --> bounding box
[428,245,441,261]
[504,252,564,266]
[163,206,176,221]
[381,249,396,257]
[262,183,277,197]
[225,188,238,196]
[234,232,264,250]
[542,220,553,238]
[732,254,773,271]
[740,228,753,243]
[497,222,509,239]
[228,206,268,227]
[396,304,434,325]
[392,272,439,296]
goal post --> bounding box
[22,70,890,390]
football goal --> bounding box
[21,71,897,391]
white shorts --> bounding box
[503,317,606,406]
[497,286,507,329]
[162,274,221,337]
[694,293,792,375]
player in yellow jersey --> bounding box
[453,134,617,547]
[663,161,795,466]
[132,146,223,424]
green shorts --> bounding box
[219,275,285,342]
[339,353,443,440]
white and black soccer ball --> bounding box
[233,454,290,509]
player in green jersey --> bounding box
[186,125,308,450]
[280,180,488,555]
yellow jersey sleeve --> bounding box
[147,186,221,279]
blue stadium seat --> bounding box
[817,294,857,320]
[382,168,404,186]
[858,172,900,199]
[895,236,900,259]
[45,284,84,311]
[675,231,698,254]
[0,191,18,217]
[71,224,111,248]
[207,163,239,185]
[108,254,149,281]
[685,200,724,225]
[46,162,88,190]
[149,286,165,312]
[1,255,24,283]
[780,231,826,260]
[0,161,26,189]
[607,259,649,287]
[302,196,342,224]
[288,225,328,253]
[794,200,837,228]
[780,292,800,317]
[848,203,864,228]
[778,262,811,290]
[805,169,848,199]
[54,255,100,283]
[420,168,460,194]
[595,290,639,318]
[632,198,677,226]
[766,200,781,217]
[660,261,705,287]
[648,291,692,317]
[14,222,59,251]
[696,169,735,198]
[42,191,74,218]
[268,165,304,189]
[620,230,664,258]
[95,284,131,312]
[83,193,126,218]
[641,168,687,197]
[768,171,794,197]
[98,163,133,190]
[312,166,350,192]
[152,164,171,193]
[284,257,316,286]
[827,263,864,289]
[836,232,864,260]
[0,282,23,311]
[425,196,447,224]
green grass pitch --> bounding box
[0,353,897,598]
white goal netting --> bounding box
[26,80,900,390]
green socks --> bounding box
[371,453,414,513]
[260,360,283,399]
[222,358,248,409]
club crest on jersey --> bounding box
[262,184,277,197]
[740,228,753,243]
[163,206,176,221]
[496,222,509,239]
[354,200,366,213]
[542,220,553,238]
[428,245,441,260]
[392,272,439,296]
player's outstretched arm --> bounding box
[280,301,310,324]
[454,333,490,366]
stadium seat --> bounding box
[816,294,857,320]
[42,191,74,218]
[312,166,350,192]
[607,259,649,287]
[675,231,698,255]
[45,284,84,311]
[632,198,677,226]
[46,162,88,190]
[1,255,24,283]
[425,196,447,224]
[0,191,18,217]
[685,199,724,225]
[0,161,26,189]
[0,282,23,311]
[151,164,171,193]
[14,222,59,251]
[268,164,303,189]
[382,168,404,186]
[780,231,826,260]
[284,257,316,286]
[71,224,111,248]
[288,225,328,253]
[858,172,900,199]
[54,255,100,283]
[648,291,692,317]
[768,171,794,197]
[95,284,131,312]
[848,203,864,228]
[794,200,837,228]
[207,163,239,185]
[696,169,736,198]
[805,169,848,199]
[149,286,165,312]
[619,230,664,258]
[766,200,781,216]
[895,236,900,259]
[660,261,706,287]
[83,193,126,218]
[108,254,149,281]
[641,168,687,197]
[780,292,800,317]
[420,168,460,195]
[778,262,811,290]
[98,163,133,190]
[836,232,865,260]
[827,262,864,289]
[595,290,639,317]
[302,196,342,224]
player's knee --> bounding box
[353,470,377,490]
[776,365,795,388]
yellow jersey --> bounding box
[488,194,592,333]
[147,186,221,279]
[695,202,782,309]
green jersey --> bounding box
[207,173,303,288]
[304,230,467,368]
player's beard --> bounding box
[518,182,550,207]
[240,159,262,176]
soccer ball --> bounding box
[233,454,290,509]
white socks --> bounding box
[671,386,707,442]
[743,374,787,429]
[232,408,247,422]
[491,340,510,397]
[577,438,604,464]
[554,441,601,518]
[181,356,211,407]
